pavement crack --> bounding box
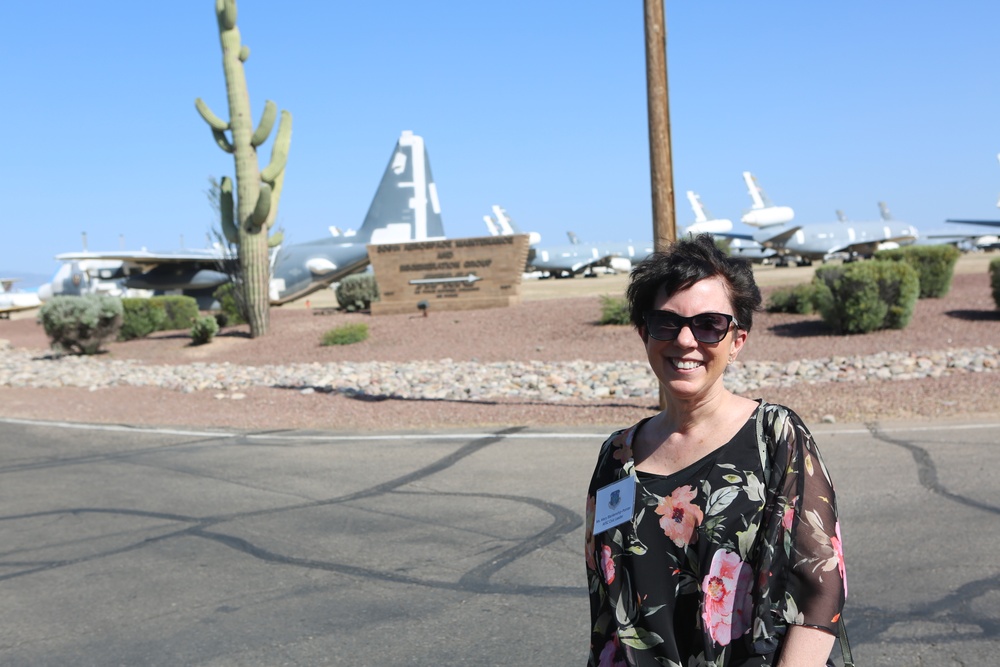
[865,422,1000,515]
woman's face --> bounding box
[639,275,747,404]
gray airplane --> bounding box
[484,193,736,278]
[730,215,919,266]
[40,131,446,308]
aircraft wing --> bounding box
[55,249,225,267]
[946,219,1000,228]
[751,226,803,249]
[826,230,918,256]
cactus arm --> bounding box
[250,182,272,231]
[260,110,292,183]
[212,128,235,153]
[239,45,250,62]
[195,98,230,131]
[216,0,237,30]
[250,100,276,147]
[220,177,239,244]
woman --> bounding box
[586,235,846,666]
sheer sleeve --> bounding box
[751,404,847,654]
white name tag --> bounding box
[593,476,636,535]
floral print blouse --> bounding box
[585,401,846,667]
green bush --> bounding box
[321,322,369,346]
[157,295,200,330]
[990,257,1000,310]
[335,274,380,312]
[766,283,818,314]
[812,260,919,334]
[37,294,123,355]
[118,298,168,341]
[212,282,246,326]
[598,295,631,325]
[875,244,961,298]
[190,315,220,345]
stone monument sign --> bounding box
[367,234,531,315]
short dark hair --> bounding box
[626,234,762,332]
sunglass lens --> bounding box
[690,314,730,342]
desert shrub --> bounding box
[157,295,200,330]
[37,294,123,355]
[118,298,168,341]
[812,260,919,334]
[990,257,1000,310]
[875,244,961,298]
[213,283,246,326]
[766,283,818,314]
[598,295,631,325]
[336,274,380,312]
[321,322,369,346]
[190,315,220,345]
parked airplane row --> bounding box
[483,169,995,278]
[37,131,445,309]
[14,139,1000,310]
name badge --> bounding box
[593,476,636,535]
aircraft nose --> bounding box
[37,283,53,302]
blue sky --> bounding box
[3,2,1000,285]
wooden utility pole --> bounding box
[644,0,677,251]
[644,0,676,411]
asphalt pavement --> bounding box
[1,416,998,666]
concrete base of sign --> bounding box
[371,295,520,316]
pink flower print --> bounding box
[781,497,797,532]
[585,495,597,572]
[832,520,847,598]
[598,635,628,667]
[600,545,616,585]
[701,549,753,646]
[654,485,703,548]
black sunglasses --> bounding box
[642,311,739,344]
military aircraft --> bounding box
[39,130,446,308]
[0,278,42,318]
[484,193,735,278]
[726,174,919,265]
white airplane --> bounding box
[39,131,446,308]
[483,194,738,278]
[0,278,42,318]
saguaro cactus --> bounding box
[196,0,292,337]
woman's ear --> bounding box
[729,327,748,360]
[637,325,649,344]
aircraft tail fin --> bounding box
[743,171,770,210]
[740,171,795,227]
[567,231,580,245]
[878,202,893,221]
[489,205,541,245]
[836,210,848,222]
[483,215,500,236]
[490,205,519,235]
[686,191,709,223]
[355,130,445,245]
